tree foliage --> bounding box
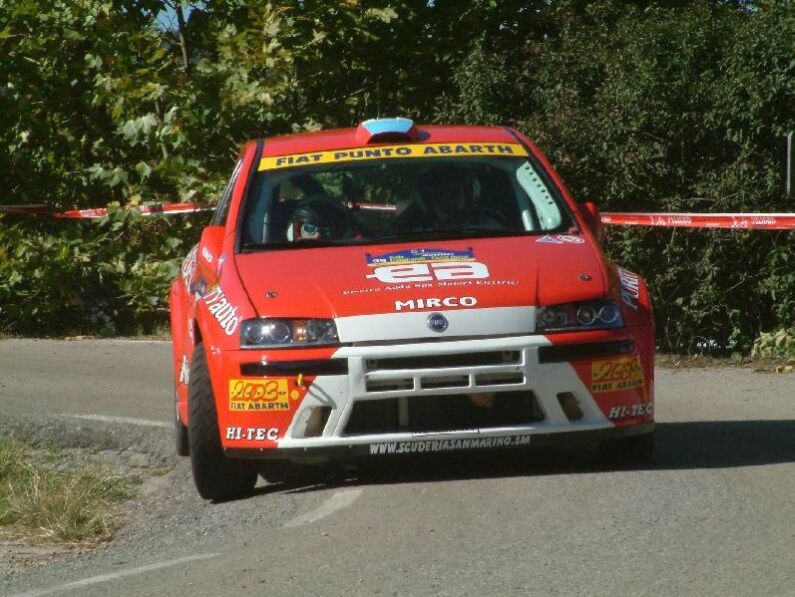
[0,0,792,349]
[438,0,795,352]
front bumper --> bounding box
[210,328,654,458]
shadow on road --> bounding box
[249,419,795,498]
[654,419,795,469]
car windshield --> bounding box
[240,145,573,248]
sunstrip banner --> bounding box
[600,212,795,230]
[258,143,530,171]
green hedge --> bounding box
[1,1,792,350]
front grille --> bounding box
[365,351,521,370]
[344,391,545,436]
[537,340,634,364]
[362,350,525,394]
[240,359,348,376]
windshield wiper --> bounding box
[241,239,347,252]
[377,229,525,242]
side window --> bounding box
[211,160,243,226]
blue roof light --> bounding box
[356,117,419,143]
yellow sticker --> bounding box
[259,143,529,171]
[228,378,290,411]
[591,356,645,393]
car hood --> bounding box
[234,235,609,321]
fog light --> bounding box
[557,392,583,421]
[294,406,332,438]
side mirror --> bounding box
[580,202,605,244]
[198,226,225,279]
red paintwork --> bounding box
[169,122,655,452]
[234,237,608,319]
[260,125,519,158]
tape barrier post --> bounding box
[786,131,793,198]
[600,213,795,231]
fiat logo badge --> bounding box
[426,312,449,333]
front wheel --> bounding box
[174,394,189,457]
[187,343,258,500]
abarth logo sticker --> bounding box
[591,356,644,393]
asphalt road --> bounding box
[1,339,794,596]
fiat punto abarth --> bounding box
[169,118,655,500]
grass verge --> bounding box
[0,437,140,544]
[656,353,795,373]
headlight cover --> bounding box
[240,318,339,348]
[536,300,623,333]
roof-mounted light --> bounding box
[355,117,420,144]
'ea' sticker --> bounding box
[367,261,489,283]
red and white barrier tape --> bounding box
[0,203,212,219]
[55,203,213,219]
[2,203,794,229]
[600,212,795,230]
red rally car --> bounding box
[169,118,655,500]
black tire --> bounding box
[188,343,258,500]
[599,430,655,464]
[174,394,190,457]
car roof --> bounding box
[258,123,520,157]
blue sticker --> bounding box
[366,248,474,266]
[536,234,585,245]
[536,235,564,244]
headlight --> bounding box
[536,300,623,332]
[240,318,339,348]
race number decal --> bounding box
[591,356,644,393]
[228,378,303,411]
[366,261,490,283]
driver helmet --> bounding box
[287,204,334,241]
[417,165,476,218]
